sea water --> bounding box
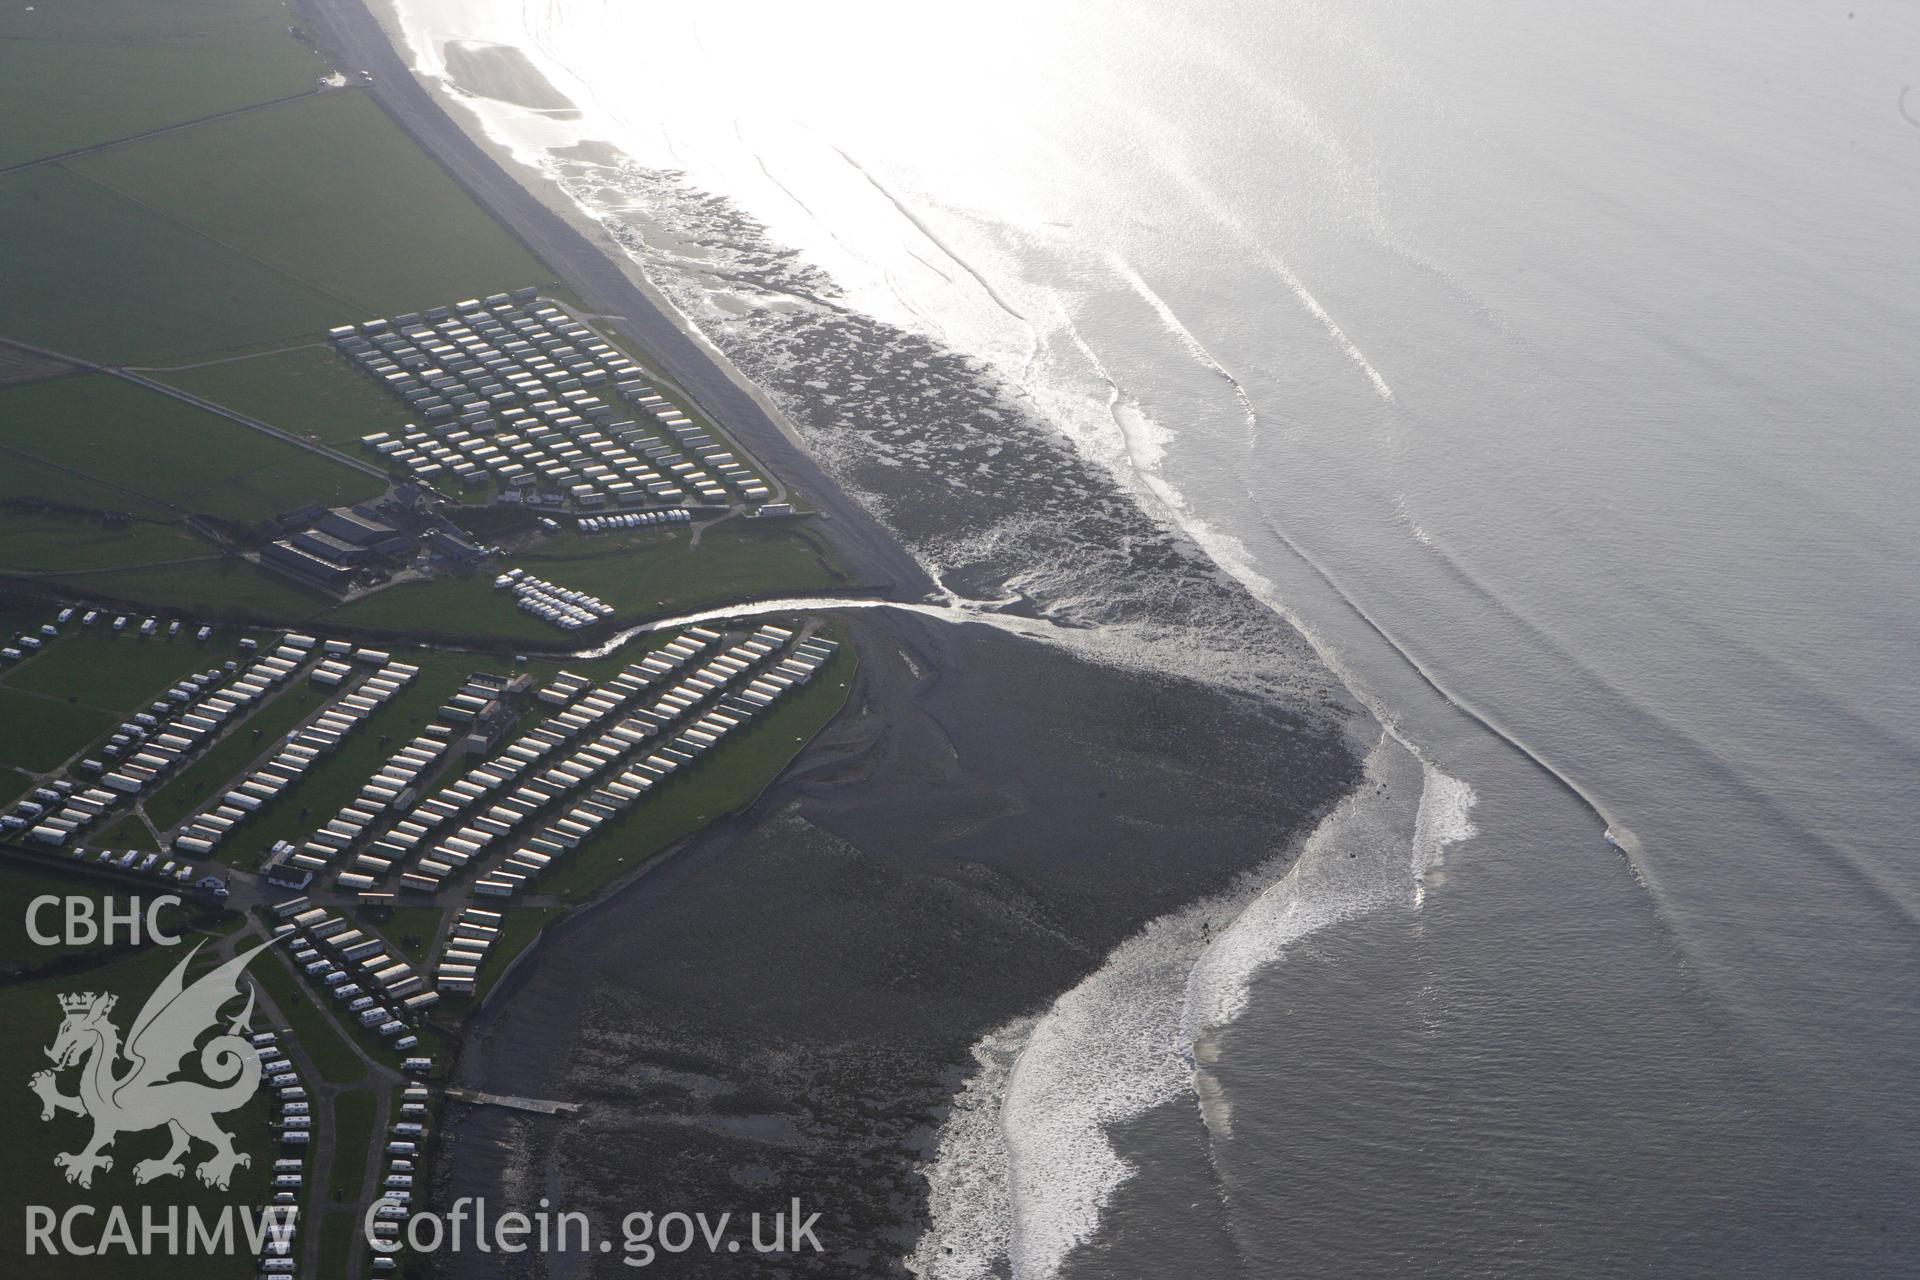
[381,0,1920,1273]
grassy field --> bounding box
[546,519,849,602]
[2,627,243,711]
[0,864,109,972]
[89,814,159,854]
[0,164,346,364]
[376,907,446,964]
[317,576,564,644]
[320,520,849,641]
[0,623,251,780]
[0,0,321,168]
[324,1088,379,1207]
[155,343,407,452]
[60,556,342,621]
[0,687,120,772]
[0,450,179,521]
[253,945,365,1087]
[0,937,274,1277]
[0,770,34,810]
[314,1209,358,1280]
[0,876,241,979]
[0,600,47,633]
[0,376,383,523]
[71,90,552,319]
[142,677,340,834]
[0,508,213,576]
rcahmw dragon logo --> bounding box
[28,939,272,1190]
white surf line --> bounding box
[1046,290,1157,476]
[1282,262,1394,401]
[1122,147,1392,417]
[1092,83,1396,404]
[906,732,1476,1280]
[1217,220,1394,402]
[746,131,910,309]
[827,142,1043,384]
[1104,251,1262,443]
[906,1015,1035,1280]
[1182,729,1474,1040]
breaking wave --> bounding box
[908,733,1475,1280]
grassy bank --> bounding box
[155,344,406,453]
[70,91,550,320]
[0,510,212,577]
[0,0,318,169]
[50,557,342,622]
[0,376,383,522]
[254,944,366,1087]
[142,677,341,834]
[3,626,243,711]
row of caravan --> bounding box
[576,509,693,534]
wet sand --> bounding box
[440,610,1360,1277]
